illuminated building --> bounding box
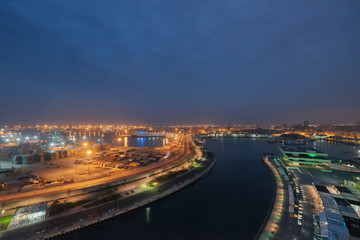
[279,146,331,167]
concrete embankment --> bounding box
[256,155,286,240]
[254,156,277,240]
[33,151,216,240]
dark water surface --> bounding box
[69,138,276,240]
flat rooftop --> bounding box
[336,186,353,194]
[14,202,47,217]
[315,184,330,194]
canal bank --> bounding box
[254,155,277,240]
[1,148,215,240]
[258,155,287,240]
[258,155,304,240]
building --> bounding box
[7,202,47,229]
[279,146,331,167]
[314,211,350,240]
[314,184,360,239]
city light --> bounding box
[0,122,359,239]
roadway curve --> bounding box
[0,136,194,206]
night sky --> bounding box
[1,0,360,125]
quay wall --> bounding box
[36,152,216,240]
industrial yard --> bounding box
[0,146,172,191]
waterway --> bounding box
[60,138,360,240]
[94,136,165,148]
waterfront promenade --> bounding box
[258,156,301,240]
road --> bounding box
[0,136,194,206]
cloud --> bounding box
[0,0,360,124]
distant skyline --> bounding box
[1,0,360,125]
[0,120,359,127]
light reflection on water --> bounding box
[85,136,164,148]
[70,139,359,240]
[146,207,151,224]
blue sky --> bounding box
[1,0,360,125]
